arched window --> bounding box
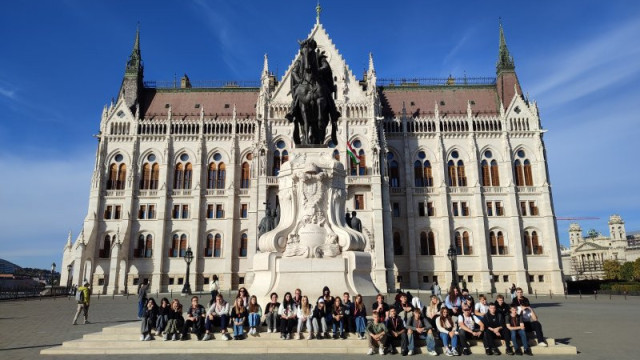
[208,153,225,189]
[217,163,226,189]
[273,150,281,176]
[107,154,126,190]
[170,234,179,257]
[531,231,541,255]
[388,153,400,187]
[179,234,188,257]
[481,160,491,187]
[456,160,467,186]
[481,150,500,187]
[239,233,248,257]
[423,161,433,187]
[140,154,159,190]
[136,234,152,258]
[497,231,506,255]
[455,231,472,255]
[393,232,403,255]
[241,162,251,188]
[174,163,184,189]
[523,230,542,255]
[151,163,159,189]
[272,140,290,176]
[448,160,457,187]
[183,163,193,189]
[207,163,218,189]
[145,234,153,258]
[115,164,126,190]
[140,163,151,190]
[101,235,111,258]
[107,163,118,190]
[447,151,466,187]
[455,231,462,255]
[214,234,222,258]
[414,160,423,187]
[490,160,500,186]
[174,153,192,190]
[514,150,533,186]
[420,231,436,255]
[136,235,145,258]
[490,231,497,255]
[205,234,214,257]
[358,149,366,175]
[524,231,532,255]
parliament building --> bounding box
[60,18,566,295]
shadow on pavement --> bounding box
[1,344,62,351]
[530,302,561,308]
[554,337,572,344]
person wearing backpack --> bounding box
[72,281,91,325]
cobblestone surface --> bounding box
[0,294,636,359]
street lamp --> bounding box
[447,245,458,288]
[181,247,194,295]
[50,262,56,296]
[66,264,73,295]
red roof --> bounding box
[379,86,500,117]
[140,89,259,120]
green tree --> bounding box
[603,260,621,280]
[620,262,634,281]
[633,258,640,281]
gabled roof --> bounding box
[574,241,609,252]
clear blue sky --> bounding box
[1,0,639,269]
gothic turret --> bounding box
[118,26,144,113]
[495,22,522,109]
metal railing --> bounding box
[144,80,261,89]
[378,77,496,87]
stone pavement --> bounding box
[0,293,636,360]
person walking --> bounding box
[72,281,91,325]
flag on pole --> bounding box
[346,141,360,164]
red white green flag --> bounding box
[347,141,360,164]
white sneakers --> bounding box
[379,347,385,355]
[407,350,414,356]
[368,348,376,355]
[538,341,548,347]
[427,350,438,356]
[445,349,453,357]
[202,333,212,341]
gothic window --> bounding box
[455,231,472,255]
[490,160,500,186]
[207,163,217,189]
[208,153,225,189]
[170,234,179,258]
[145,234,153,258]
[140,163,151,190]
[414,151,434,187]
[490,231,497,255]
[241,162,251,189]
[524,230,543,255]
[174,153,192,190]
[514,150,533,186]
[420,231,436,255]
[174,163,184,189]
[273,140,289,176]
[447,150,466,187]
[107,163,118,190]
[151,163,159,189]
[448,160,457,187]
[393,232,403,255]
[456,161,467,186]
[184,163,193,189]
[134,234,153,258]
[358,150,366,175]
[217,163,226,189]
[100,235,111,258]
[179,234,188,257]
[239,233,248,257]
[117,164,127,190]
[140,153,159,190]
[214,234,222,258]
[387,152,400,187]
[497,231,506,255]
[490,231,506,255]
[273,150,281,176]
[205,234,214,257]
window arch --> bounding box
[514,150,533,186]
[205,234,214,257]
[414,158,433,187]
[179,234,188,257]
[174,153,192,190]
[524,230,543,255]
[214,234,222,257]
[100,235,111,258]
[455,230,472,255]
[207,153,226,189]
[489,231,507,255]
[241,162,251,188]
[140,154,159,190]
[170,234,179,257]
[447,151,466,187]
[481,150,500,187]
[393,232,403,255]
[420,231,436,255]
[387,152,400,187]
[272,140,290,176]
[134,234,153,258]
[239,233,248,257]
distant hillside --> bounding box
[0,258,22,274]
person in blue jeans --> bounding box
[331,297,345,339]
[406,308,437,355]
[230,297,247,340]
[506,306,531,355]
[247,295,262,336]
[353,294,367,339]
[435,307,459,356]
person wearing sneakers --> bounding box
[406,308,437,356]
[230,297,247,340]
[366,310,388,355]
[436,307,459,356]
[140,298,159,341]
[506,305,532,356]
[474,295,489,320]
[181,296,206,341]
[204,293,231,341]
[331,297,346,339]
[279,292,297,340]
[312,298,329,339]
[264,292,281,333]
[72,281,91,325]
[519,299,547,348]
[385,307,408,355]
[342,292,355,335]
[482,303,513,355]
[353,294,368,340]
[457,305,485,355]
[247,295,263,336]
[296,295,314,339]
[164,299,184,341]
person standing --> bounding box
[137,279,149,319]
[72,281,91,325]
[431,281,442,301]
[209,275,219,305]
[350,211,362,232]
[510,284,517,301]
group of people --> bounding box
[134,283,548,357]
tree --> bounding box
[634,258,640,281]
[620,262,634,281]
[602,260,621,280]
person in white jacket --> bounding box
[278,292,298,340]
[203,294,231,340]
[296,295,314,339]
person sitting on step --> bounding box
[312,298,329,339]
[353,294,368,340]
[204,293,231,341]
[482,303,513,355]
[406,308,437,356]
[519,298,547,348]
[385,307,408,355]
[366,310,388,355]
[296,295,314,339]
[230,296,247,340]
[457,304,485,355]
[506,305,532,355]
[181,296,206,341]
[278,292,297,340]
[436,307,459,356]
[264,292,280,333]
[164,299,184,341]
[140,298,158,341]
[331,297,345,339]
[247,295,263,336]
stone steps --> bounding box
[41,322,577,355]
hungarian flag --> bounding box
[347,141,360,164]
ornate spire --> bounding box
[65,230,73,249]
[496,20,515,73]
[316,1,322,24]
[125,24,143,76]
[262,53,269,78]
[368,52,375,74]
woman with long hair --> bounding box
[140,297,158,341]
[278,292,297,339]
[353,294,367,339]
[156,297,171,336]
[164,299,184,341]
[230,296,247,340]
[247,295,262,336]
[425,295,440,328]
[435,307,459,356]
[444,285,463,317]
[296,295,313,339]
[332,297,345,339]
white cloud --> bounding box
[0,86,15,99]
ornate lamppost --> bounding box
[447,245,458,288]
[181,247,193,295]
[66,264,73,295]
[50,262,56,296]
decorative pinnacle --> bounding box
[316,1,322,24]
[497,19,515,73]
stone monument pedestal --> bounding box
[249,147,379,301]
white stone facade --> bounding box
[60,22,565,295]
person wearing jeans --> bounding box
[406,308,437,355]
[353,294,367,339]
[204,293,230,341]
[435,307,459,356]
[264,293,280,333]
[457,305,485,355]
[312,298,329,338]
[506,306,531,355]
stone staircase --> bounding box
[41,322,577,355]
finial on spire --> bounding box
[496,19,515,73]
[316,1,322,24]
[368,52,375,73]
[262,53,269,75]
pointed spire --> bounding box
[262,53,269,78]
[65,230,73,249]
[316,1,322,24]
[368,52,375,74]
[496,20,515,73]
[125,24,143,76]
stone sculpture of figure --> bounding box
[258,208,275,238]
[345,212,352,228]
[350,211,362,233]
[285,38,340,145]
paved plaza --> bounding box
[0,293,635,360]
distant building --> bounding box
[60,16,565,295]
[0,258,21,275]
[562,215,640,280]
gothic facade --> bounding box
[60,21,565,295]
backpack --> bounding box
[75,289,85,303]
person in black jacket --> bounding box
[482,303,513,355]
[140,298,158,341]
[494,294,510,319]
[385,308,408,355]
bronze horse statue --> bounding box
[286,39,340,146]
